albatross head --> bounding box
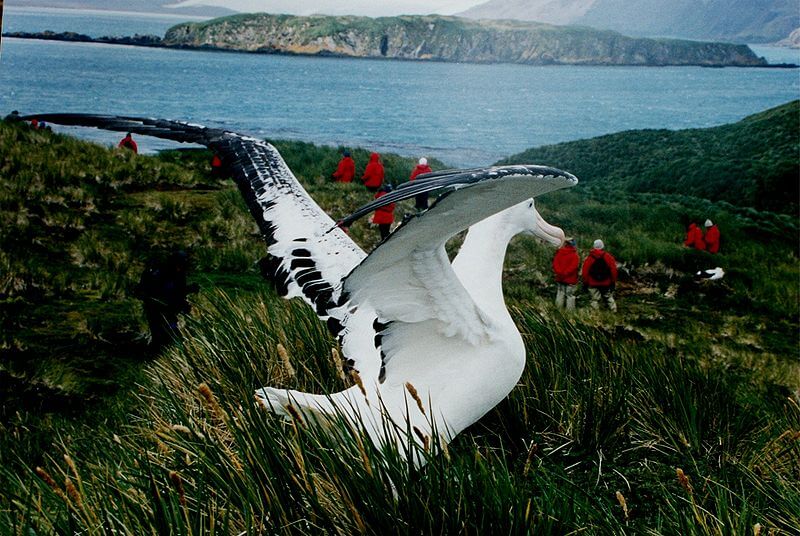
[509,198,565,246]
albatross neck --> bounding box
[452,214,520,325]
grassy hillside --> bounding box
[0,124,431,413]
[500,100,800,215]
[0,118,798,533]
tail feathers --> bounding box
[255,387,294,418]
[255,387,334,422]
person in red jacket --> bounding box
[683,222,706,251]
[118,132,138,154]
[362,152,384,192]
[372,184,395,240]
[332,150,356,183]
[552,237,580,310]
[703,219,720,254]
[210,153,224,177]
[582,239,618,312]
[410,157,433,210]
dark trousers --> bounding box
[143,304,179,350]
[414,192,429,210]
[379,223,391,239]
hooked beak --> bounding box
[531,210,565,247]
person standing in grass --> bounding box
[703,219,720,253]
[582,239,618,312]
[332,149,356,183]
[362,152,385,192]
[552,237,580,310]
[210,153,225,177]
[118,132,138,154]
[135,250,198,350]
[684,222,706,250]
[410,157,433,211]
[372,183,396,240]
[3,110,22,123]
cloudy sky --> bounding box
[168,0,485,17]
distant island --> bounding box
[3,13,778,67]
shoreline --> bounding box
[5,31,797,69]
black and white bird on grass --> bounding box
[27,113,577,463]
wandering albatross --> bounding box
[25,113,578,460]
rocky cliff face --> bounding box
[163,14,767,67]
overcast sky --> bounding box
[168,0,486,17]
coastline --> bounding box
[5,30,797,68]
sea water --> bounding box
[1,8,798,166]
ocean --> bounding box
[2,7,798,166]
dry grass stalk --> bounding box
[63,454,79,482]
[331,348,346,382]
[170,424,192,435]
[277,343,295,378]
[676,468,693,496]
[35,467,66,501]
[65,477,82,508]
[615,490,629,520]
[350,370,367,399]
[405,383,425,415]
[198,382,228,423]
[439,434,451,462]
[346,498,367,535]
[169,471,187,507]
[154,436,171,456]
[355,434,374,477]
[286,403,303,422]
[523,442,538,477]
[413,426,429,451]
[197,383,243,472]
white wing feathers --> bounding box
[342,170,577,355]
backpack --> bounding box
[588,254,611,281]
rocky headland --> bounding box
[5,13,777,67]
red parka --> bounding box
[333,156,356,183]
[552,244,580,285]
[362,153,384,189]
[371,190,395,225]
[410,163,432,181]
[582,249,618,288]
[684,223,705,250]
[118,135,138,154]
[704,225,720,253]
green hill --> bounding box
[0,117,797,533]
[500,100,800,215]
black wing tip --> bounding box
[339,164,577,227]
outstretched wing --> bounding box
[335,166,577,382]
[26,113,365,317]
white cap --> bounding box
[419,157,427,165]
[593,239,604,250]
[704,219,713,227]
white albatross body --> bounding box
[258,196,567,454]
[25,113,576,460]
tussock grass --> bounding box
[2,290,797,533]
